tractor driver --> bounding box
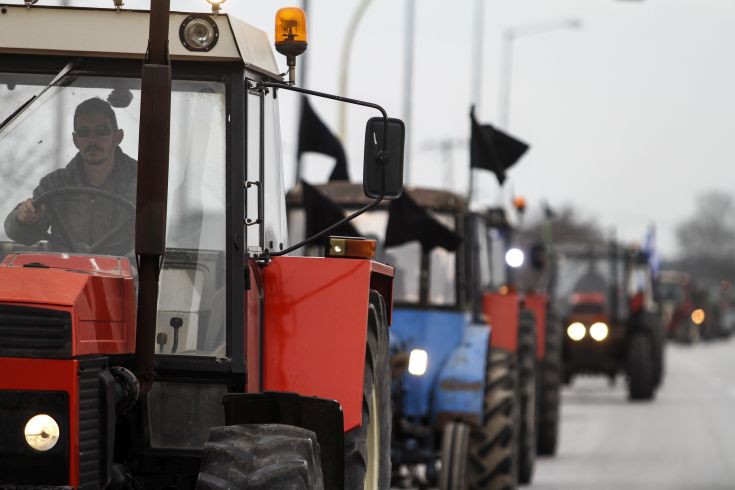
[4,97,137,256]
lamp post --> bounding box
[336,0,374,142]
[498,18,582,130]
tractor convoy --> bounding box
[286,182,565,489]
[0,2,669,490]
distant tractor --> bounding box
[0,4,404,488]
[557,242,664,400]
[287,183,519,490]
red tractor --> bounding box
[0,3,404,488]
[482,206,563,484]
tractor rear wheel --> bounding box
[627,334,655,401]
[344,291,392,489]
[196,424,324,489]
[536,309,562,456]
[439,421,470,490]
[466,347,518,490]
[517,309,537,484]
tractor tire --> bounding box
[196,424,324,489]
[517,309,537,484]
[536,309,562,456]
[439,421,471,490]
[466,347,518,490]
[627,334,655,401]
[344,291,392,489]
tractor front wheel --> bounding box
[536,309,562,456]
[627,334,656,401]
[344,291,392,489]
[466,347,518,490]
[517,309,537,484]
[196,424,324,489]
[439,421,470,490]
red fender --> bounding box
[262,256,393,431]
[484,291,520,352]
[524,293,548,360]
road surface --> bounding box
[532,338,735,489]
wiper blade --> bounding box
[0,60,77,135]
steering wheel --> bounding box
[33,186,135,254]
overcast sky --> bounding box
[27,0,735,257]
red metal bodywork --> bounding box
[525,293,547,360]
[0,254,136,355]
[0,358,81,487]
[263,256,393,431]
[484,291,520,352]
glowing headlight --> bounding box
[567,322,586,341]
[408,349,428,376]
[24,414,60,452]
[589,322,609,341]
[180,15,220,52]
[505,248,525,268]
[691,309,705,326]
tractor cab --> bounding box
[0,4,402,488]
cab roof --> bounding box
[0,5,280,78]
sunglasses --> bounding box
[74,125,113,138]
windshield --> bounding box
[0,72,227,358]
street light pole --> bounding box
[498,18,582,130]
[337,0,374,143]
[402,0,416,184]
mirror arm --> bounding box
[265,191,385,258]
[257,81,390,156]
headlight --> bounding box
[505,248,525,268]
[567,322,586,341]
[408,349,428,376]
[691,309,705,325]
[24,414,60,452]
[589,322,609,341]
[179,15,220,52]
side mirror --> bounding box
[363,117,405,199]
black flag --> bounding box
[297,97,349,181]
[470,106,529,185]
[302,180,359,245]
[385,192,462,252]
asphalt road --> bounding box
[531,337,735,490]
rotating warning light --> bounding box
[567,322,586,341]
[275,7,308,56]
[505,248,525,268]
[408,349,428,376]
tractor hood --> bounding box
[0,253,136,357]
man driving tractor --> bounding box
[4,97,136,256]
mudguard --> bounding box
[433,323,490,426]
[390,308,465,418]
[525,293,548,360]
[262,256,393,431]
[485,291,520,352]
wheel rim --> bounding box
[364,387,380,490]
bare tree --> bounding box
[675,191,735,285]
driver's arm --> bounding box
[4,182,53,246]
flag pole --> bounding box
[468,0,485,205]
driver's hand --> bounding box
[16,199,45,224]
